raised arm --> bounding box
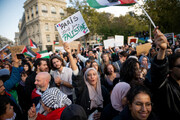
[153,27,168,60]
[4,54,21,91]
[151,28,169,88]
[63,43,78,71]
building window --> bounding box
[55,34,59,41]
[45,23,49,31]
[51,6,56,14]
[54,24,57,31]
[36,5,38,15]
[42,5,48,13]
[46,35,50,42]
[27,10,29,20]
[59,8,64,15]
[31,7,34,18]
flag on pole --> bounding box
[36,50,50,59]
[30,39,38,49]
[21,46,37,58]
[87,0,136,8]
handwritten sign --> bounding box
[69,41,80,49]
[136,43,151,56]
[56,11,90,43]
[10,45,25,56]
[0,44,11,60]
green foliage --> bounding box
[66,0,149,43]
[141,0,180,34]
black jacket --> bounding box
[151,56,180,120]
[25,71,55,109]
[72,73,110,116]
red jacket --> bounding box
[36,106,66,120]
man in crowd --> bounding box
[151,28,180,120]
[25,58,55,109]
[31,72,55,115]
[0,55,22,120]
[50,56,73,101]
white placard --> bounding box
[103,39,115,49]
[115,35,124,47]
[56,11,90,43]
[54,46,66,53]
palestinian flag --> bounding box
[54,41,59,45]
[30,39,38,48]
[36,50,50,59]
[87,0,136,9]
[21,46,37,58]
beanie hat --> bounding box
[41,87,72,109]
[60,104,87,120]
[0,69,10,77]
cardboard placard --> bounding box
[56,11,90,43]
[69,41,80,49]
[136,43,151,56]
[10,45,25,56]
[32,48,39,53]
[0,44,11,60]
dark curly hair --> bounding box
[120,58,140,84]
[50,55,65,70]
[104,64,116,75]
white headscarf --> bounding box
[84,68,103,109]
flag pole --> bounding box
[135,0,156,28]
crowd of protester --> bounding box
[0,28,180,120]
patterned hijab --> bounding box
[84,68,103,109]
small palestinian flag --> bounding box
[21,46,37,58]
[87,0,136,9]
[30,39,38,49]
[54,41,59,45]
[36,50,50,59]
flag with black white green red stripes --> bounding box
[87,0,136,9]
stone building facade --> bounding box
[18,0,66,51]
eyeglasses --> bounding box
[174,65,180,68]
[133,102,152,109]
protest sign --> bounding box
[10,45,25,56]
[136,43,151,56]
[128,36,138,45]
[32,48,39,53]
[56,11,90,43]
[164,33,175,45]
[103,39,115,49]
[54,46,66,53]
[69,41,80,49]
[0,44,11,60]
[115,35,124,47]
